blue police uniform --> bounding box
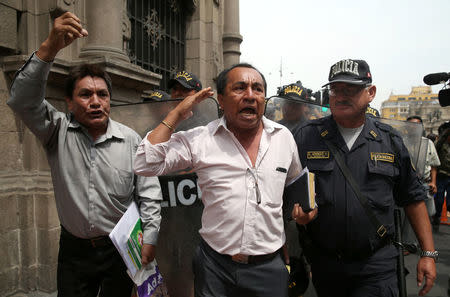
[293,115,425,297]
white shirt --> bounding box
[423,137,440,180]
[135,116,301,255]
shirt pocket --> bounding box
[366,161,398,210]
[308,159,334,205]
[108,166,135,201]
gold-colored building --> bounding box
[380,86,449,134]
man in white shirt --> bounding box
[134,64,305,296]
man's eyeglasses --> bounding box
[328,84,369,98]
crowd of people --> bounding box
[7,11,448,297]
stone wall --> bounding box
[0,0,241,295]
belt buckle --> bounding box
[231,254,249,264]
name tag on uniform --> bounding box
[307,151,330,159]
[370,152,394,163]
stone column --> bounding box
[79,0,130,62]
[222,0,242,68]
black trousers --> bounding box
[193,239,289,297]
[311,246,398,297]
[57,227,133,297]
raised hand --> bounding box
[37,11,88,62]
[172,87,215,121]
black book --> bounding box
[284,167,316,214]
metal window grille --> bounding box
[127,0,186,90]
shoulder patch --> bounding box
[320,130,329,137]
[370,130,377,138]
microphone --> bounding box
[423,72,450,85]
[439,88,450,107]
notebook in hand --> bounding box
[284,167,316,213]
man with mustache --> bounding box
[134,63,303,296]
[292,59,436,297]
[7,12,162,297]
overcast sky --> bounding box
[239,0,450,110]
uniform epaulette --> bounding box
[300,116,329,128]
[373,120,401,138]
[373,120,391,131]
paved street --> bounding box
[304,224,450,297]
[403,224,449,297]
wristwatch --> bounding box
[420,250,439,261]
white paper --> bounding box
[109,202,164,297]
[109,201,141,277]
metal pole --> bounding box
[394,208,407,297]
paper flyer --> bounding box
[110,201,164,297]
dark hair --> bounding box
[64,64,112,99]
[406,115,423,123]
[216,63,267,96]
[438,121,450,135]
[426,133,437,142]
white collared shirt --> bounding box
[135,116,301,255]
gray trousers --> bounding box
[193,239,289,297]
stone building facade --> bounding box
[0,0,241,295]
[380,86,450,134]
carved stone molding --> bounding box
[63,0,76,6]
[122,12,131,41]
[0,171,53,195]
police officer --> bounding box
[277,82,311,133]
[168,70,202,99]
[142,89,171,102]
[292,59,437,297]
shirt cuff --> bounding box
[142,135,168,164]
[143,228,159,245]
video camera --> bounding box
[423,72,450,107]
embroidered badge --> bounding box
[370,152,394,163]
[320,130,329,137]
[307,151,330,159]
[370,130,377,138]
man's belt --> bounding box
[60,226,112,248]
[230,250,280,264]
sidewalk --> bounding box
[303,224,450,297]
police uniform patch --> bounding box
[320,130,329,137]
[369,130,377,138]
[370,152,394,163]
[307,151,330,159]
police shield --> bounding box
[265,95,330,296]
[265,95,331,133]
[378,118,425,172]
[111,98,219,297]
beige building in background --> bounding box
[380,86,450,134]
[0,0,242,296]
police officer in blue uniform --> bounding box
[292,59,437,297]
